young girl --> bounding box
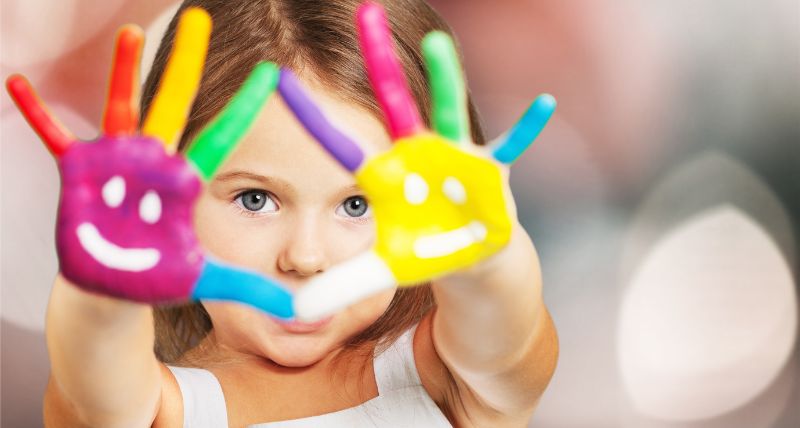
[37,0,558,426]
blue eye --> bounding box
[234,190,278,214]
[337,196,371,219]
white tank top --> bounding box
[167,325,452,427]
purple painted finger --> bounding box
[278,69,365,172]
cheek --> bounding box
[203,302,269,345]
[328,221,376,261]
[344,288,397,330]
[192,191,278,268]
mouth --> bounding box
[76,222,161,271]
[271,315,334,334]
[413,220,487,259]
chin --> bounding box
[265,318,345,368]
[262,329,340,367]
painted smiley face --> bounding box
[355,134,513,284]
[56,136,204,302]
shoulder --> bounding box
[151,363,183,428]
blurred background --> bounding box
[1,0,798,426]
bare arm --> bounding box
[44,275,162,428]
[429,222,559,423]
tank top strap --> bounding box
[373,324,422,395]
[167,365,229,428]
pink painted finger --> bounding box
[357,2,423,139]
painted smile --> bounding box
[76,222,161,271]
[413,221,487,258]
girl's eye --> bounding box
[337,196,372,219]
[234,190,278,214]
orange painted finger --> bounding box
[102,25,144,136]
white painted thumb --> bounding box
[293,251,397,321]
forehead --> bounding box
[216,78,391,195]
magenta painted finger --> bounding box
[357,2,423,139]
[278,69,365,172]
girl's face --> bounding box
[194,77,394,368]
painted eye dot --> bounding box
[139,191,162,224]
[102,175,125,208]
[404,173,428,205]
[442,177,467,204]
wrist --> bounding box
[439,221,534,287]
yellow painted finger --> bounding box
[142,7,211,153]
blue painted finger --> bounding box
[492,94,556,164]
[192,258,294,319]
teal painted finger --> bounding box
[492,94,556,164]
[186,62,279,180]
[423,31,469,143]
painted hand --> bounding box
[6,9,293,318]
[278,2,556,320]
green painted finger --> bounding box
[422,31,469,144]
[186,61,279,180]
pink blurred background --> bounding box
[2,0,798,426]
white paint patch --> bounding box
[442,176,467,204]
[102,175,125,208]
[404,173,428,205]
[139,190,162,224]
[413,221,487,259]
[76,223,160,272]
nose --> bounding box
[276,215,328,277]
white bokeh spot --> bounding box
[618,205,797,421]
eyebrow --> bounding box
[213,170,364,197]
[214,170,294,193]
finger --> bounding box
[186,62,279,181]
[423,31,469,144]
[293,251,396,321]
[102,25,143,136]
[141,7,211,154]
[357,2,423,139]
[5,74,74,157]
[277,68,365,172]
[491,94,556,164]
[192,258,294,319]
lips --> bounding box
[412,220,487,258]
[272,315,334,334]
[76,222,161,271]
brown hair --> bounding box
[142,0,486,365]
